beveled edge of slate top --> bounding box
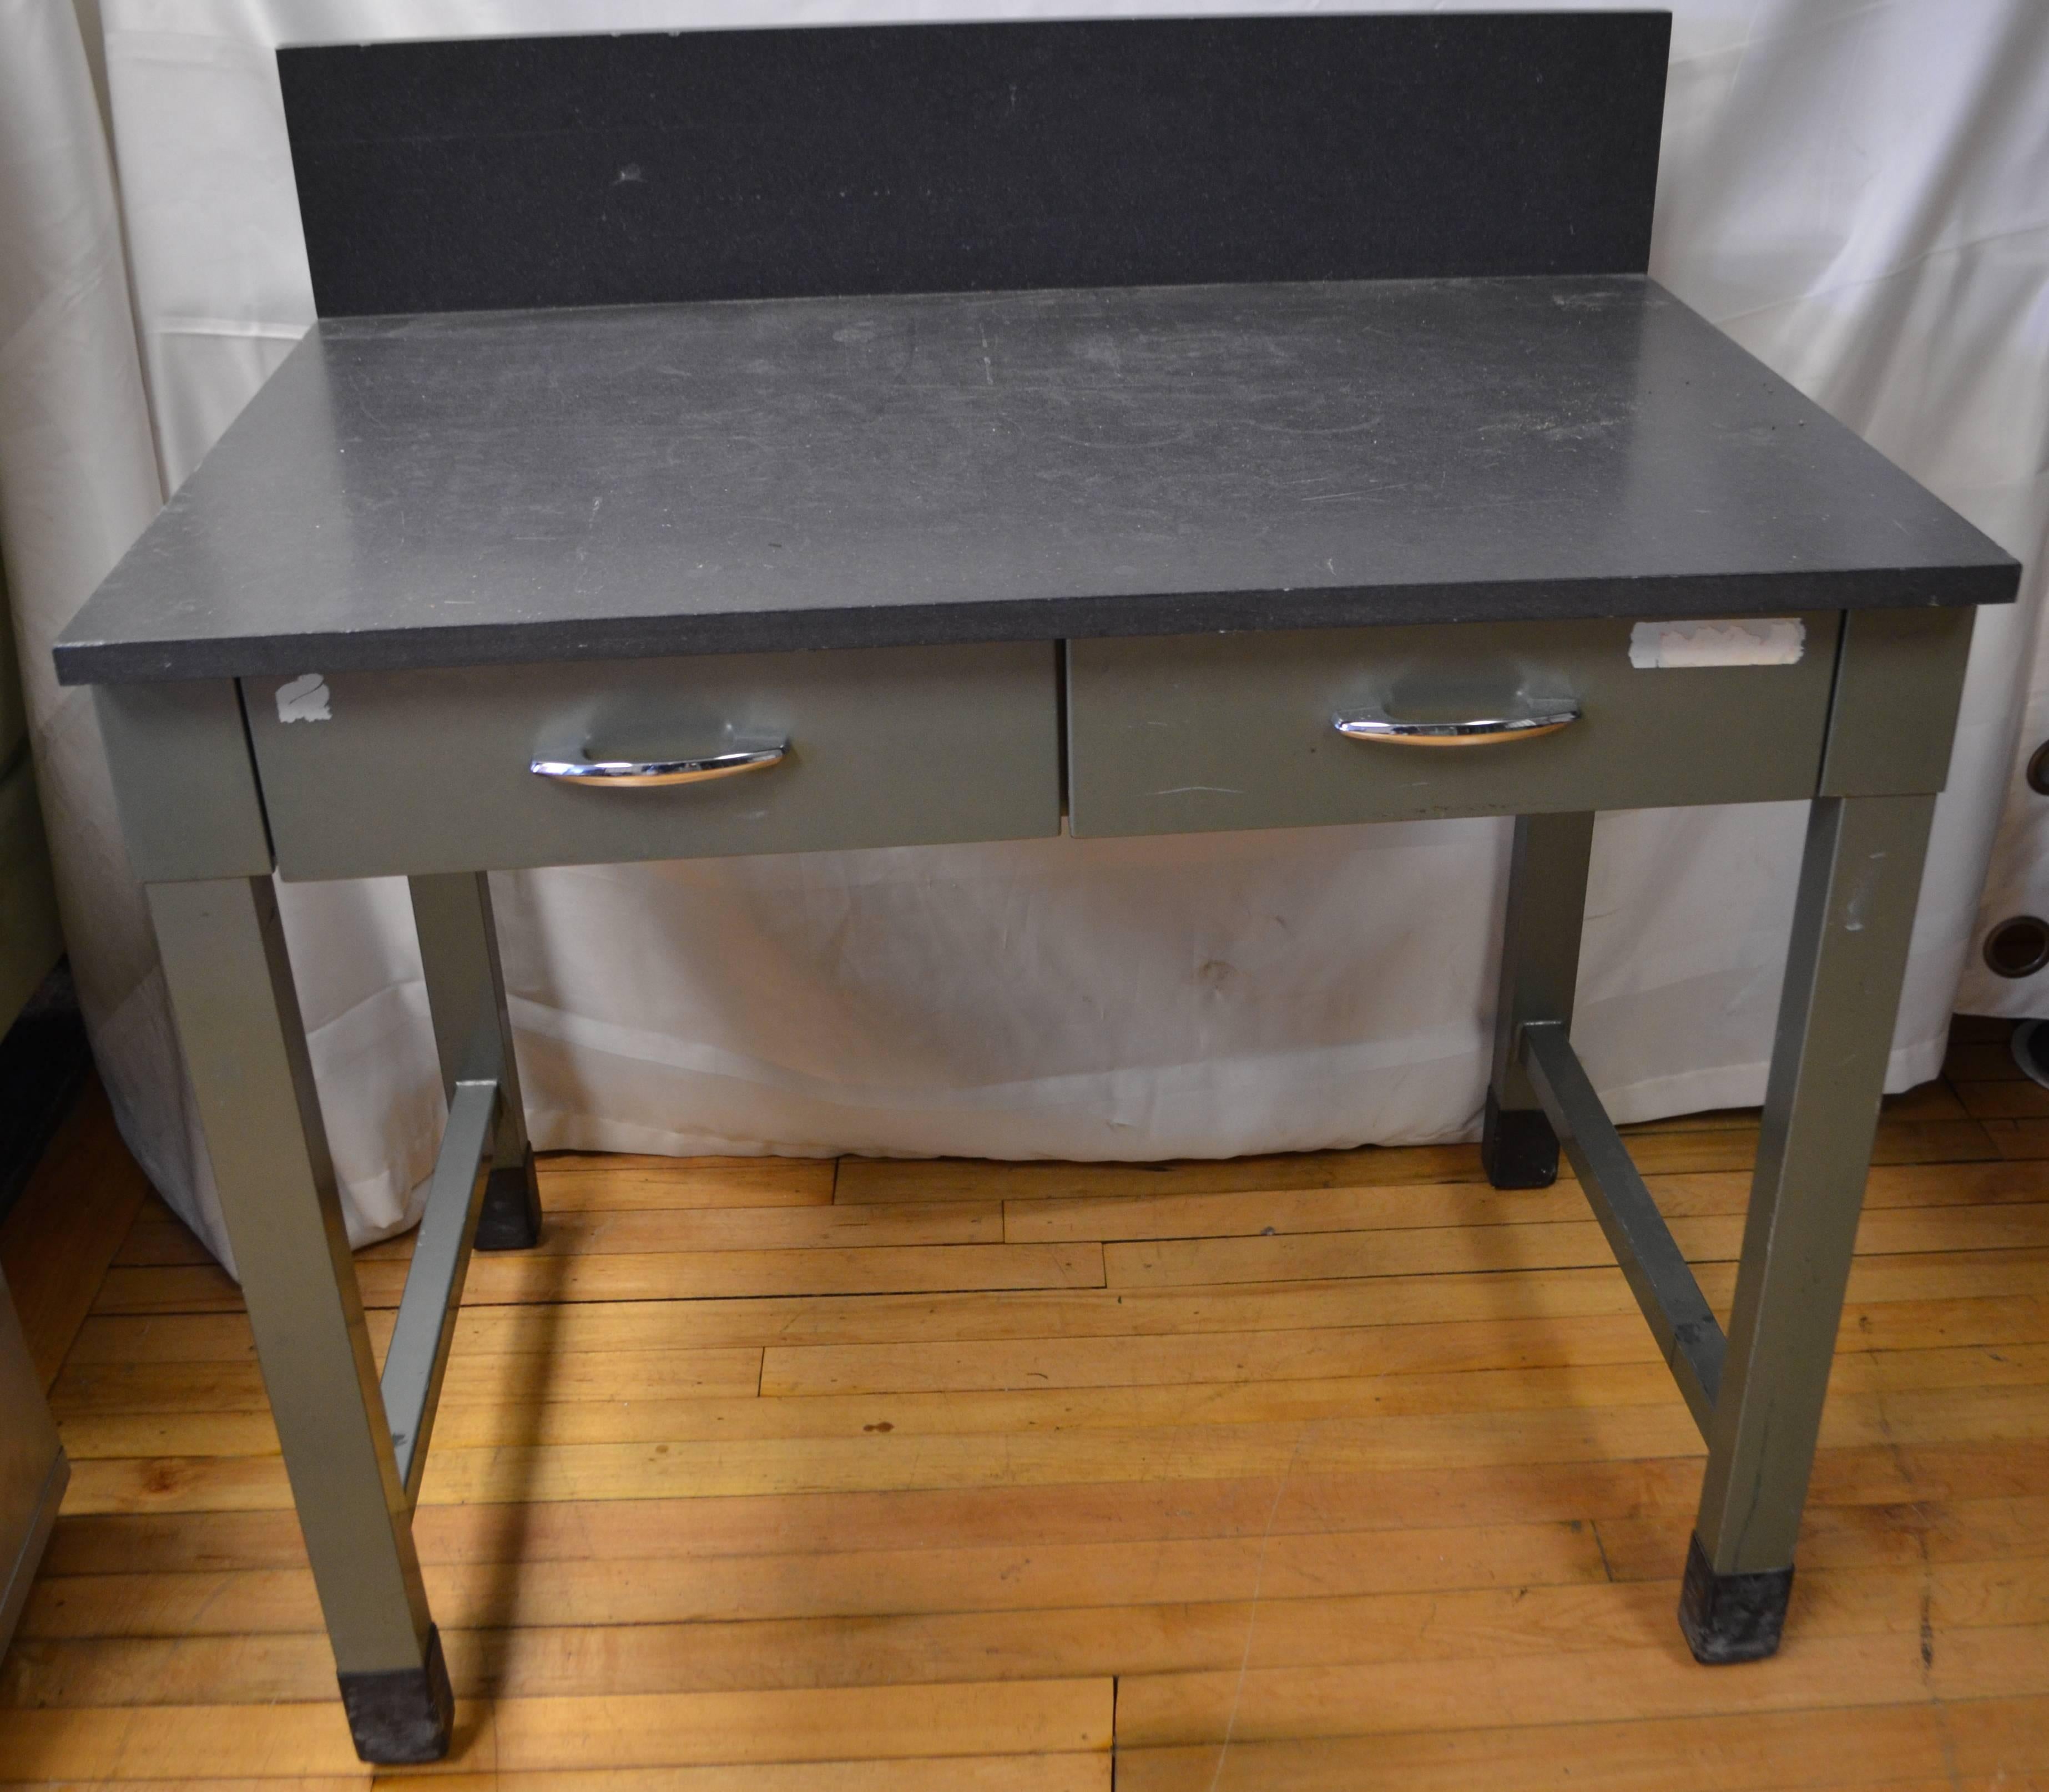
[54,567,2014,689]
[52,277,2022,688]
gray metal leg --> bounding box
[1682,792,1938,1662]
[1482,811,1595,1188]
[1522,1021,1724,1436]
[148,877,452,1762]
[409,872,540,1250]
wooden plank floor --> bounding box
[4,1017,2049,1786]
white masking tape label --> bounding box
[1629,618,1804,669]
[276,672,331,722]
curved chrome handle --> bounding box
[530,741,787,786]
[1333,703,1580,748]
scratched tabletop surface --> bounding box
[56,275,2016,685]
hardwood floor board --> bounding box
[425,1764,1111,1792]
[1593,1118,1998,1173]
[75,1315,1685,1415]
[65,1309,374,1366]
[0,1676,1111,1777]
[0,1782,367,1792]
[835,1145,1489,1205]
[1111,1626,2000,1745]
[1109,1697,2040,1792]
[89,1207,2049,1315]
[51,1344,768,1419]
[0,1768,1106,1792]
[0,1584,1682,1707]
[92,1154,842,1265]
[57,1405,1700,1513]
[90,1239,1108,1315]
[71,1266,1668,1355]
[0,1569,1935,1709]
[1004,1159,2049,1246]
[1005,1178,1592,1244]
[57,1371,2049,1515]
[41,1551,2049,1715]
[1598,1493,2049,1582]
[488,1677,1113,1768]
[370,1200,1006,1260]
[1101,1204,2049,1290]
[19,1516,1607,1640]
[761,1295,2049,1395]
[837,1118,2000,1206]
[45,1360,1713,1461]
[0,1701,405,1780]
[38,1458,1711,1578]
[1831,1340,2049,1394]
[1801,1436,2049,1506]
[538,1152,839,1210]
[118,1200,1003,1270]
[1614,1082,1964,1130]
[1877,1081,1972,1122]
[53,1339,2049,1463]
[34,1445,2049,1602]
[764,1314,1674,1396]
[1934,1687,2049,1778]
[62,1246,2049,1364]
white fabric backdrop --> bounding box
[1,0,2043,1271]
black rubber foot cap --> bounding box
[1481,1091,1560,1189]
[338,1624,455,1764]
[475,1146,542,1251]
[1678,1533,1793,1663]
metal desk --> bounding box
[54,13,2021,1764]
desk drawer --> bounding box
[246,642,1059,880]
[1067,616,1839,838]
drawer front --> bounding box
[1067,616,1840,838]
[248,642,1060,880]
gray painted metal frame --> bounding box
[1522,1021,1725,1434]
[410,871,541,1250]
[1480,811,1595,1189]
[146,862,520,1760]
[1686,792,1939,1644]
[96,683,525,1761]
[93,589,1980,1754]
[1471,600,1964,1665]
[147,875,453,1758]
[380,1077,497,1503]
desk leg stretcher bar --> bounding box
[147,870,541,1763]
[1484,794,1938,1662]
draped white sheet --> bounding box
[2,0,2043,1271]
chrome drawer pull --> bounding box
[530,742,787,786]
[1333,703,1580,748]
